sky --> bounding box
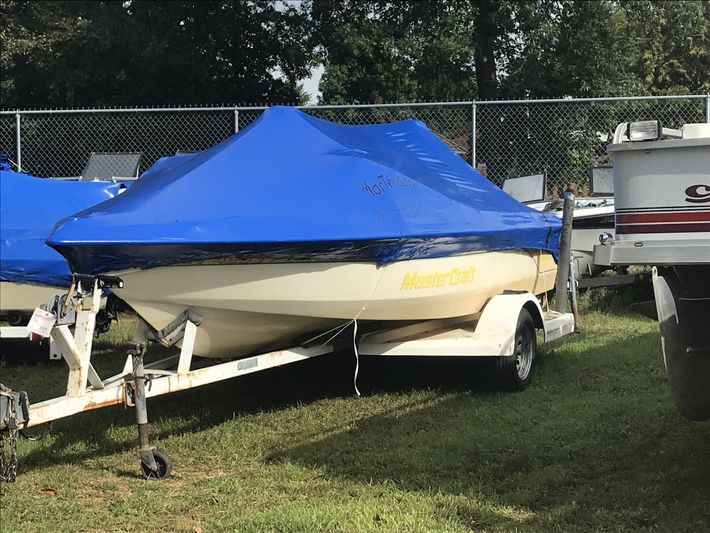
[300,64,324,105]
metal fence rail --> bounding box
[1,95,707,194]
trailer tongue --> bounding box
[595,120,710,421]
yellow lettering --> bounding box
[401,272,418,290]
[449,268,460,285]
[400,267,476,290]
[459,267,473,284]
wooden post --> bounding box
[555,188,575,313]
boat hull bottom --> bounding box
[0,282,66,317]
[130,300,342,357]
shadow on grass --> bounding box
[0,338,54,364]
[13,328,710,529]
[16,351,499,471]
[577,283,654,314]
[265,331,710,529]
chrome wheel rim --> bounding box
[515,327,534,381]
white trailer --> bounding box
[0,273,574,481]
[0,326,61,360]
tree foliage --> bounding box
[622,0,710,95]
[0,0,316,108]
[316,0,710,103]
[312,0,481,103]
[1,0,707,108]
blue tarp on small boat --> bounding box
[0,165,125,286]
[48,107,562,274]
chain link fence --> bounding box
[0,114,17,165]
[1,95,707,195]
[475,96,708,195]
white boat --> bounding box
[48,108,563,359]
[543,196,615,277]
[502,173,615,277]
[595,120,710,421]
[111,250,557,357]
[0,282,64,325]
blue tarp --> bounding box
[1,169,126,286]
[48,107,562,274]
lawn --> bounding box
[1,302,709,532]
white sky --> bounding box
[300,64,324,105]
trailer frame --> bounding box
[2,274,574,480]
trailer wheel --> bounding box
[140,449,172,480]
[654,270,710,421]
[663,337,710,421]
[494,309,537,391]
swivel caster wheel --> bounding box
[140,449,173,480]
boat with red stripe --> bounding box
[593,120,710,422]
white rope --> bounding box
[352,319,361,397]
[301,319,354,346]
[300,265,387,397]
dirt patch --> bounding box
[501,507,535,522]
[176,517,205,533]
[165,478,187,491]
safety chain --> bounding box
[0,425,19,483]
[1,383,29,483]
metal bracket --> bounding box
[149,310,203,347]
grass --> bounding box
[1,301,709,532]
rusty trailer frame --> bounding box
[27,281,335,429]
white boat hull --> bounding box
[110,250,557,358]
[571,227,613,277]
[0,282,65,317]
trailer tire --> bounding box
[494,309,537,391]
[664,339,710,422]
[654,270,710,421]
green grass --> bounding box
[1,307,709,532]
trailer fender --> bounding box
[652,268,710,421]
[475,293,544,354]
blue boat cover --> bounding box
[1,169,125,286]
[48,107,562,274]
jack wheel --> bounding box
[140,449,173,480]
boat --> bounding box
[502,173,615,277]
[595,120,710,420]
[543,196,615,277]
[47,107,563,358]
[0,155,125,325]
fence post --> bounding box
[471,102,476,167]
[234,108,239,133]
[706,94,709,123]
[15,111,22,171]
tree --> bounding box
[0,0,316,108]
[472,0,501,100]
[2,0,707,108]
[623,0,710,94]
[501,0,710,97]
[313,0,480,104]
[314,0,710,103]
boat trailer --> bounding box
[1,272,574,482]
